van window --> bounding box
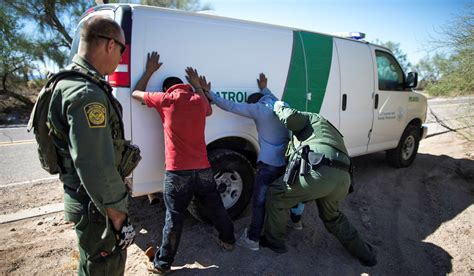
[68,21,85,63]
[375,50,405,91]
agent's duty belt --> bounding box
[284,145,352,186]
[318,157,350,171]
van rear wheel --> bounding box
[386,124,421,168]
[188,149,254,222]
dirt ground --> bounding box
[0,130,473,275]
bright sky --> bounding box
[204,0,471,65]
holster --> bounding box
[119,141,142,179]
[348,159,355,194]
[307,152,325,170]
[307,151,355,194]
[283,157,300,186]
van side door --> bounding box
[368,47,410,152]
[283,32,335,118]
[335,38,374,156]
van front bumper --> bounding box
[421,124,428,140]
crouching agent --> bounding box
[261,101,377,267]
[131,52,235,274]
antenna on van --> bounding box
[332,32,366,40]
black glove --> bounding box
[115,217,136,250]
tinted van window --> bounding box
[376,50,405,91]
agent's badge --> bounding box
[84,103,107,128]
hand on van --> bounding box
[199,75,212,101]
[132,51,162,103]
[257,73,267,90]
[199,75,211,93]
[185,67,203,91]
[146,51,162,73]
[185,67,213,116]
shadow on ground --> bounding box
[128,151,473,275]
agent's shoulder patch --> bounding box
[84,102,107,128]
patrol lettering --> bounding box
[84,103,107,128]
[235,92,244,102]
[215,91,248,103]
[228,93,236,102]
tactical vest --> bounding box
[310,115,348,155]
[289,113,348,158]
[50,66,141,182]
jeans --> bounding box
[290,202,305,222]
[247,162,286,241]
[155,168,235,270]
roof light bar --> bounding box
[332,32,366,40]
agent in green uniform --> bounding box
[48,16,135,275]
[261,101,377,267]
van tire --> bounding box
[188,149,254,222]
[386,124,421,168]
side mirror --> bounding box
[405,72,418,88]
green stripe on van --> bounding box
[282,31,333,113]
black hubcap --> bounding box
[217,182,227,193]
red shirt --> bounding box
[144,84,211,171]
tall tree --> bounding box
[1,0,212,111]
[416,6,473,96]
[0,6,37,107]
[4,0,93,67]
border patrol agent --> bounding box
[261,102,377,267]
[48,16,136,275]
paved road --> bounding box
[425,96,473,136]
[1,96,472,186]
[0,127,56,185]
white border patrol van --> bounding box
[71,4,428,219]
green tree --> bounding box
[1,0,211,115]
[413,53,452,91]
[416,6,473,96]
[105,0,211,11]
[4,0,93,67]
[140,0,211,11]
[373,39,412,73]
[0,6,37,108]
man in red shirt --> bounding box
[132,52,235,273]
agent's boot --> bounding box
[323,212,377,266]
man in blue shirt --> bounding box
[201,73,303,250]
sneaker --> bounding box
[287,220,303,230]
[236,228,259,251]
[259,235,288,254]
[217,238,235,251]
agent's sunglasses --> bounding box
[97,35,126,55]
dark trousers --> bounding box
[155,168,235,270]
[247,162,286,241]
